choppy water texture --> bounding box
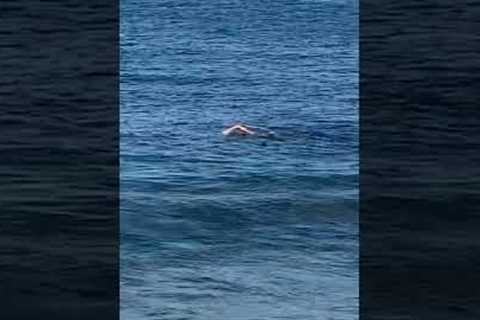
[121,0,358,319]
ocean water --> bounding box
[120,0,358,319]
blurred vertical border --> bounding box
[0,1,119,319]
[360,0,480,319]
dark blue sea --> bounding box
[120,0,358,319]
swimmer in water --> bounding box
[222,123,279,141]
[222,123,256,137]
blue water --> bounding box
[121,0,358,319]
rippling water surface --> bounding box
[121,0,358,318]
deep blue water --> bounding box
[121,0,358,319]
